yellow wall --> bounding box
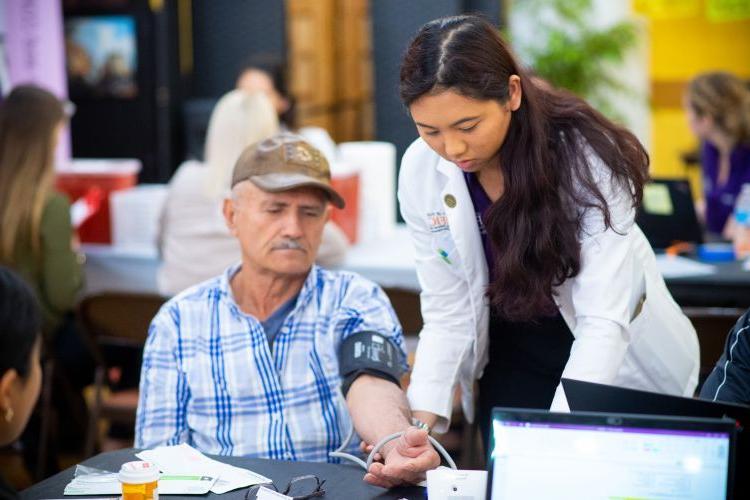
[644,3,750,194]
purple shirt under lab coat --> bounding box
[702,141,750,235]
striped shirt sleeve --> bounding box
[135,303,191,448]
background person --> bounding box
[0,266,44,498]
[0,85,82,352]
[236,63,292,128]
[684,71,750,238]
[395,16,699,449]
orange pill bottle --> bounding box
[118,460,160,500]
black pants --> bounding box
[478,310,574,451]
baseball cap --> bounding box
[231,133,345,208]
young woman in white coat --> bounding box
[397,15,700,444]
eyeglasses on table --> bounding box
[244,474,326,499]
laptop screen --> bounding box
[488,409,734,500]
[636,178,703,249]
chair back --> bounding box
[79,292,166,457]
[79,292,166,347]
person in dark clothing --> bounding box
[700,308,750,405]
[0,266,43,498]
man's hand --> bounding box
[363,427,440,488]
[359,440,382,462]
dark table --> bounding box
[20,448,424,500]
[666,260,750,309]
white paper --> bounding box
[654,255,716,278]
[137,443,272,494]
[63,471,217,496]
[63,471,120,496]
[158,474,218,494]
[110,184,168,254]
[256,486,293,499]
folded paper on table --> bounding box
[137,443,272,494]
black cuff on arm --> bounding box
[338,331,406,397]
[341,368,401,398]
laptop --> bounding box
[487,407,736,500]
[561,378,750,426]
[562,378,749,498]
[636,178,704,249]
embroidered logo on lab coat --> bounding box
[437,248,452,264]
[427,211,449,233]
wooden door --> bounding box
[286,0,374,141]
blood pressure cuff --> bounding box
[339,331,406,397]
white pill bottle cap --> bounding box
[118,460,160,484]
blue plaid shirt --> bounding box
[135,263,407,461]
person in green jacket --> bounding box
[0,85,88,475]
[0,85,82,336]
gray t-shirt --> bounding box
[261,293,299,346]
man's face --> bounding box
[224,181,329,278]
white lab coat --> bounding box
[398,138,700,433]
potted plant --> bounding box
[507,0,640,121]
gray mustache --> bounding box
[273,239,305,251]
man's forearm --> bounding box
[346,374,411,454]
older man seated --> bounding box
[135,133,437,487]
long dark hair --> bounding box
[0,266,41,378]
[400,15,649,321]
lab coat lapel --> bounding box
[436,158,488,288]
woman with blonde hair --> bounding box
[685,71,750,237]
[0,85,82,340]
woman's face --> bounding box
[683,96,713,141]
[236,69,290,116]
[409,77,521,175]
[0,338,42,445]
